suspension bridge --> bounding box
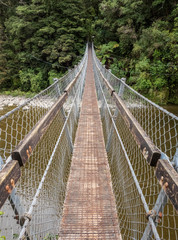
[0,44,177,240]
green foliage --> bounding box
[48,70,64,85]
[13,234,19,239]
[43,233,58,240]
[0,24,8,86]
[0,0,87,92]
[0,236,6,240]
[0,211,6,240]
[96,41,119,65]
[0,0,177,105]
[19,69,45,92]
[93,0,178,104]
[0,90,36,98]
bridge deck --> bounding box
[59,47,122,239]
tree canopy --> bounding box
[0,0,177,104]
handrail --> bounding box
[0,73,67,122]
[92,45,178,212]
[0,48,87,209]
[156,159,178,212]
[94,51,178,121]
[110,70,178,121]
[12,93,68,167]
[12,60,85,167]
[0,160,21,208]
[94,60,161,167]
[95,67,161,239]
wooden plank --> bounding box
[0,160,21,209]
[59,46,121,240]
[156,159,178,212]
[12,93,68,166]
[112,92,161,166]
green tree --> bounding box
[0,0,177,104]
[1,0,88,92]
[93,0,178,104]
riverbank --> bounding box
[0,95,28,110]
[0,94,177,116]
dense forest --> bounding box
[0,0,177,104]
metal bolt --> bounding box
[11,179,15,188]
[158,212,162,218]
[29,146,32,153]
[5,185,11,194]
[26,149,30,158]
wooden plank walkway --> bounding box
[59,47,122,240]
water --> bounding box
[0,105,16,117]
[0,101,178,239]
[0,102,75,239]
[99,98,178,239]
[163,105,178,116]
[1,103,177,142]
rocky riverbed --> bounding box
[0,94,57,111]
[0,94,73,115]
[0,95,28,110]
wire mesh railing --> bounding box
[92,44,178,240]
[0,47,87,166]
[0,43,177,240]
[0,45,88,240]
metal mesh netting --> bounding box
[0,47,87,166]
[0,43,177,240]
[0,46,88,239]
[92,46,178,240]
[93,51,178,162]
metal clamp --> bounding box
[24,212,32,221]
[146,209,156,220]
[146,209,162,223]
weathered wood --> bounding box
[59,46,122,240]
[0,160,21,209]
[99,69,115,96]
[12,93,68,166]
[155,159,178,212]
[95,60,161,166]
[112,92,161,166]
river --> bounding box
[1,102,178,118]
[163,104,178,116]
[0,97,177,239]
